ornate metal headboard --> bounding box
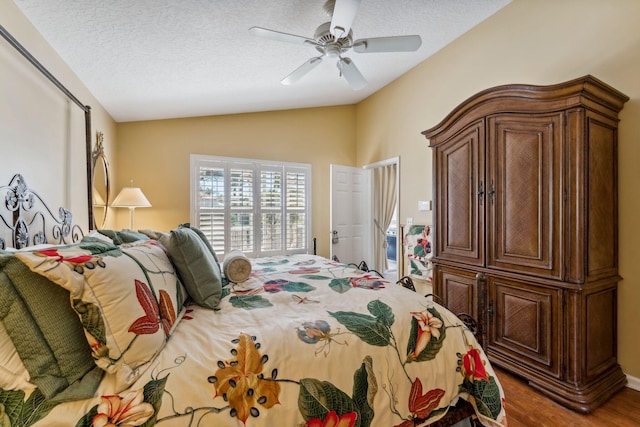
[0,174,83,250]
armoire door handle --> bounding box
[487,180,495,204]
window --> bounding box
[191,154,311,257]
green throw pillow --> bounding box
[0,254,103,402]
[161,227,222,309]
[179,223,220,263]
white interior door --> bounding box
[330,164,371,266]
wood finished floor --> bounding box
[494,367,640,426]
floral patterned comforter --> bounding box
[12,254,508,427]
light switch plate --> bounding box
[406,217,413,225]
[418,200,432,211]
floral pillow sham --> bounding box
[16,240,187,392]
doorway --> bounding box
[367,158,399,282]
[384,210,398,280]
[329,159,399,280]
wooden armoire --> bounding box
[422,75,628,412]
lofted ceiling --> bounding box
[13,0,511,122]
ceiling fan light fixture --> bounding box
[325,45,341,58]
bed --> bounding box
[0,174,508,427]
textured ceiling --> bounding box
[13,0,511,122]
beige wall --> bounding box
[356,0,640,378]
[0,0,117,231]
[115,106,356,257]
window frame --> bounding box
[190,154,312,258]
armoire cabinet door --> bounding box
[486,114,562,279]
[487,275,562,379]
[434,119,485,266]
[435,265,479,319]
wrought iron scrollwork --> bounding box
[5,175,34,212]
[457,312,482,347]
[14,217,31,248]
[0,174,84,249]
[347,259,384,278]
[396,275,416,292]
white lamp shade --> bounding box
[112,187,152,208]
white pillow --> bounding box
[2,243,60,252]
[84,230,115,244]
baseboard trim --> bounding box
[626,373,640,391]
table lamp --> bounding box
[111,182,151,229]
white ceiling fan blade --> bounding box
[281,57,324,85]
[249,26,316,47]
[330,0,361,38]
[337,57,366,90]
[353,35,422,53]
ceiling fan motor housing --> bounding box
[314,22,352,57]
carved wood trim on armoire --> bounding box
[422,75,629,413]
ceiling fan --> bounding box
[249,0,422,90]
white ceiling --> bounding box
[13,0,511,122]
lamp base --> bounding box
[128,207,136,230]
